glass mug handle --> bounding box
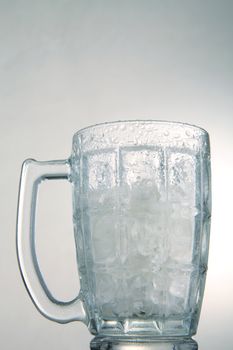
[16,159,88,324]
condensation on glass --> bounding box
[17,121,211,350]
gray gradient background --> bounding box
[0,1,233,349]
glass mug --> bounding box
[17,121,211,350]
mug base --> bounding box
[90,336,198,350]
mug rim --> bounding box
[73,120,209,139]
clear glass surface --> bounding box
[71,121,211,338]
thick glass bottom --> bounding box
[90,336,198,350]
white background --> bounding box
[0,1,233,349]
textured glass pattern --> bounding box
[71,121,211,337]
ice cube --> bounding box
[91,213,118,263]
[168,208,194,264]
[95,271,116,304]
[166,270,191,316]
